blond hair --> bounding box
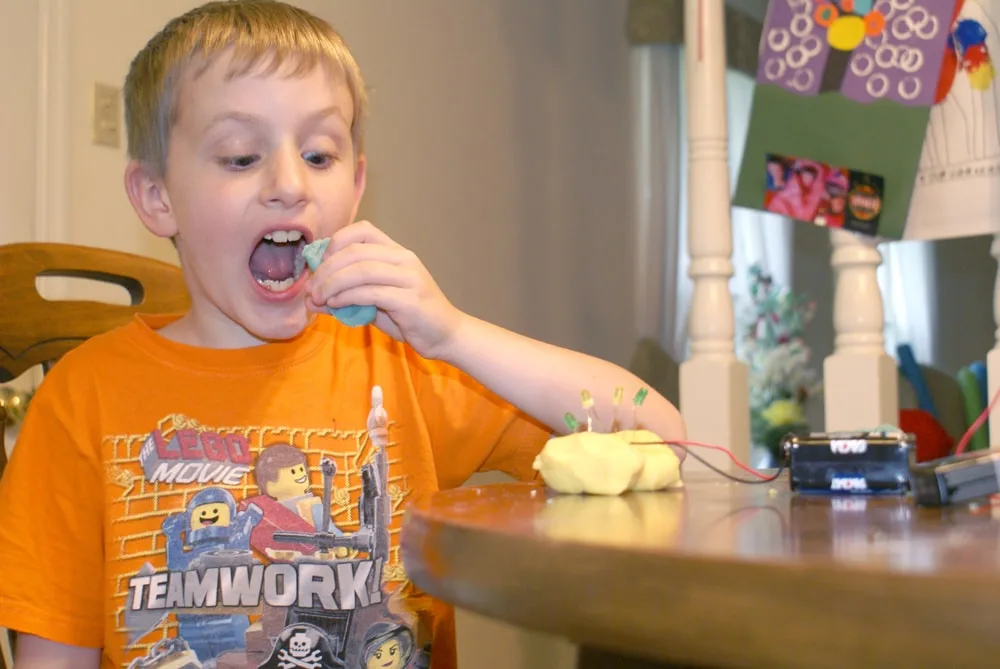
[124,0,367,177]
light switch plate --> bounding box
[92,82,121,148]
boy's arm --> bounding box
[14,635,100,669]
[440,315,687,445]
[308,221,686,445]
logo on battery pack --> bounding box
[830,439,868,454]
[830,475,868,491]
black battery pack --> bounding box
[781,431,915,495]
[909,450,1000,507]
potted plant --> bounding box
[738,264,822,466]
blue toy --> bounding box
[297,237,378,327]
[897,344,937,420]
[160,487,263,662]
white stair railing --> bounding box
[824,229,898,431]
[679,0,750,471]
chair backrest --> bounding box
[0,242,190,381]
[0,242,190,479]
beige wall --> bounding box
[13,0,637,366]
[0,2,38,246]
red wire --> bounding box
[631,439,773,481]
[633,378,1000,465]
[954,383,1000,455]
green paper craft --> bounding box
[299,238,377,327]
[733,0,963,240]
[734,87,926,239]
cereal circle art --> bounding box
[791,13,815,39]
[764,58,787,81]
[897,46,924,74]
[801,35,823,57]
[788,68,815,92]
[898,76,921,101]
[875,43,899,69]
[767,27,792,52]
[814,3,838,28]
[850,52,876,77]
[866,72,890,98]
[786,44,813,69]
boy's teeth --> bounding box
[257,277,295,292]
[263,230,303,243]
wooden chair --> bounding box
[0,242,190,477]
[0,242,188,668]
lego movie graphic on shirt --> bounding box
[105,387,430,669]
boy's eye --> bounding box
[220,155,259,170]
[303,151,336,168]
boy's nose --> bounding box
[261,146,308,208]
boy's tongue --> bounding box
[249,242,296,280]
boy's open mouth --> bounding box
[249,229,308,292]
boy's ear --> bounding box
[124,160,177,239]
[350,154,368,221]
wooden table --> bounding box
[400,473,1000,669]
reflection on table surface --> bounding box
[408,472,1000,575]
[401,474,1000,668]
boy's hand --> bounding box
[306,221,465,359]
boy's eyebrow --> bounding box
[310,106,348,124]
[303,106,351,131]
[204,106,348,132]
[205,111,266,131]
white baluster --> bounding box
[987,235,1000,447]
[824,230,898,430]
[679,0,750,471]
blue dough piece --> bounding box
[299,237,330,273]
[328,303,378,327]
[300,237,377,327]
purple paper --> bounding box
[756,0,958,107]
[842,1,956,106]
[757,0,832,96]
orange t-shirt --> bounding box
[0,313,549,669]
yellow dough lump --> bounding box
[617,429,682,492]
[531,431,643,495]
[532,429,682,495]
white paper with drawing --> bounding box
[905,0,1000,241]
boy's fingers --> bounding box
[326,284,403,312]
[308,262,412,305]
[316,242,410,276]
[307,244,413,296]
[327,220,400,255]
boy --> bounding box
[0,2,686,668]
